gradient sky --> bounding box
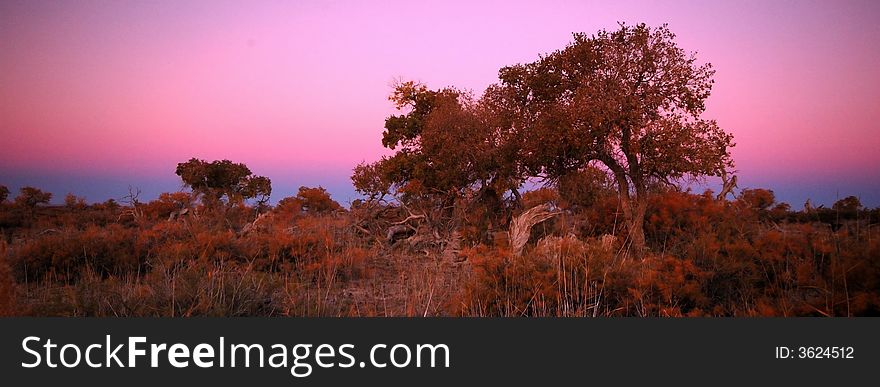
[2,0,879,207]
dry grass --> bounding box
[2,189,879,317]
[0,240,19,316]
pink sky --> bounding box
[1,0,879,206]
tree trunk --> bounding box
[628,199,647,257]
[609,166,648,257]
[617,186,647,257]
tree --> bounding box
[15,186,52,213]
[64,193,87,210]
[351,161,393,201]
[287,186,342,214]
[832,196,862,213]
[492,23,735,255]
[352,82,521,235]
[175,158,271,208]
[354,82,486,199]
[352,82,523,231]
[241,175,272,210]
[0,185,9,203]
[833,195,862,220]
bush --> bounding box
[3,185,878,317]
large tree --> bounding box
[493,23,735,254]
[175,158,272,209]
[355,24,734,254]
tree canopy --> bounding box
[15,187,52,210]
[493,23,734,253]
[355,82,505,199]
[354,24,735,254]
[277,186,342,215]
[175,158,271,208]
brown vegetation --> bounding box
[0,180,877,317]
[1,24,877,317]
